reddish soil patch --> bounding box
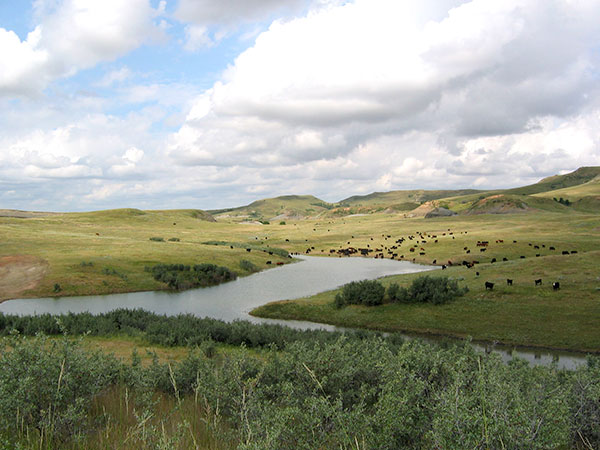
[0,255,48,301]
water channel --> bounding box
[0,255,589,369]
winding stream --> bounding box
[0,255,589,369]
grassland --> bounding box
[1,168,600,351]
[0,208,292,300]
[251,211,600,351]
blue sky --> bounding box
[1,0,599,212]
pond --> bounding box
[0,255,589,369]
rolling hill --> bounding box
[208,167,600,220]
[210,195,335,221]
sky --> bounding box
[0,0,599,212]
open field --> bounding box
[1,187,599,351]
[250,211,600,351]
[0,208,293,300]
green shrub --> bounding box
[279,221,286,225]
[336,280,385,307]
[0,334,120,442]
[149,236,164,242]
[239,259,259,273]
[397,275,468,305]
[167,237,180,242]
[148,263,237,290]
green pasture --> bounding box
[0,208,290,299]
[250,211,600,351]
[2,206,600,351]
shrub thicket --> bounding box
[0,312,599,448]
[335,279,385,307]
[239,259,259,273]
[388,275,468,305]
[147,263,236,290]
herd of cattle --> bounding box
[294,227,575,293]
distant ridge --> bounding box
[210,167,599,220]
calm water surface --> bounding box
[0,255,589,369]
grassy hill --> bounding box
[211,195,334,221]
[208,167,600,219]
[533,175,600,200]
[503,166,600,196]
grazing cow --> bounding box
[173,223,176,225]
[562,251,569,255]
[507,279,513,286]
[535,279,542,286]
[466,250,471,254]
[480,248,486,252]
[266,261,272,264]
[485,281,494,290]
[276,262,284,265]
[502,257,508,262]
[571,250,578,254]
[552,282,560,290]
[419,252,426,256]
[441,264,447,270]
[513,240,517,243]
[534,245,540,249]
[549,246,555,250]
[476,271,480,276]
[520,256,526,259]
[230,245,234,249]
[95,233,100,236]
[432,259,437,264]
[246,248,251,252]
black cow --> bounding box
[507,279,513,286]
[266,261,272,264]
[552,282,560,290]
[549,246,555,250]
[562,251,569,255]
[502,257,508,262]
[491,258,496,263]
[535,279,542,286]
[441,264,447,270]
[485,281,494,290]
[476,271,480,276]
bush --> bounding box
[0,334,120,442]
[148,263,237,290]
[149,237,164,242]
[336,280,385,307]
[167,237,180,242]
[239,259,259,273]
[395,276,468,305]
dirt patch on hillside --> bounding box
[0,255,49,301]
